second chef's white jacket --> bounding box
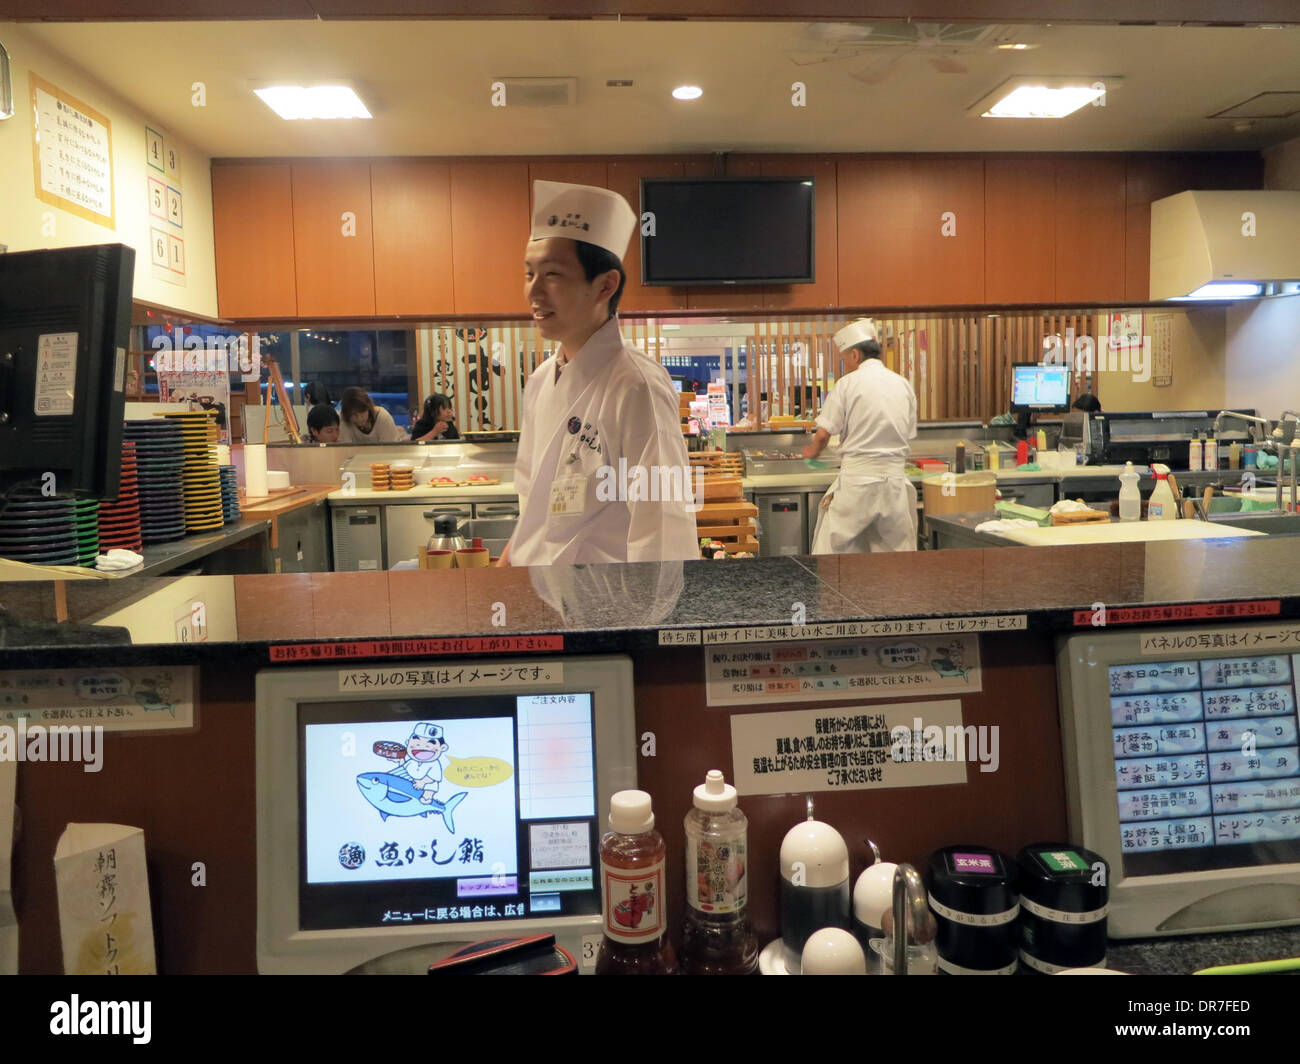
[510,317,699,566]
[810,357,919,554]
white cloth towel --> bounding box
[974,518,1042,535]
[95,549,144,571]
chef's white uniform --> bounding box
[810,358,918,554]
[510,318,699,565]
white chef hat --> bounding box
[409,722,445,743]
[531,180,638,261]
[834,318,878,353]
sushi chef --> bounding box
[804,319,919,553]
[498,181,698,566]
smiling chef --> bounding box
[497,181,698,567]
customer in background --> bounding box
[303,381,333,409]
[1072,393,1102,413]
[306,404,340,443]
[338,387,406,444]
[410,393,460,441]
[805,318,918,553]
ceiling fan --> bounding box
[786,21,1005,85]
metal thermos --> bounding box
[427,516,467,553]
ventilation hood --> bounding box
[1149,189,1300,300]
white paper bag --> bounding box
[55,823,157,975]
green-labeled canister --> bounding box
[1016,843,1109,974]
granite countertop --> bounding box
[1107,926,1300,976]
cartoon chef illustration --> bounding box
[389,722,450,805]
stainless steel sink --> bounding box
[1208,511,1300,534]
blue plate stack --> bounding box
[0,494,80,566]
[220,465,241,523]
[124,419,187,544]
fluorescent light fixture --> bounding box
[672,85,703,101]
[995,42,1037,51]
[971,77,1107,118]
[1172,282,1266,300]
[254,85,371,120]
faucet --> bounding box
[1212,410,1272,439]
[891,863,935,975]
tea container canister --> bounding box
[1016,843,1109,974]
[927,846,1019,975]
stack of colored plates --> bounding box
[370,463,391,491]
[160,411,224,534]
[74,498,100,567]
[219,465,241,524]
[389,464,415,491]
[99,440,144,553]
[0,494,79,566]
[124,419,187,544]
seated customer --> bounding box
[338,387,407,444]
[306,403,340,443]
[1071,393,1102,413]
[410,393,461,442]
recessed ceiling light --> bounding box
[254,85,372,120]
[971,78,1107,118]
[672,85,703,101]
[996,42,1038,51]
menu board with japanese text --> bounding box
[31,73,114,227]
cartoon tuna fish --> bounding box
[356,772,468,831]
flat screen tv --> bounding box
[640,177,815,285]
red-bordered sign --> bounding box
[1072,600,1281,626]
[270,635,564,662]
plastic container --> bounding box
[1016,843,1109,975]
[778,816,850,974]
[680,770,759,975]
[986,443,1001,471]
[1146,466,1176,521]
[927,846,1019,975]
[595,790,677,975]
[921,472,997,517]
[1229,441,1242,470]
[1204,435,1219,471]
[955,442,966,472]
[1118,462,1141,522]
[1244,444,1258,468]
[1188,435,1203,473]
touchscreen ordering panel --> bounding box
[1109,653,1300,876]
[298,692,600,931]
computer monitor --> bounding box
[0,244,133,498]
[255,654,638,973]
[1057,624,1300,938]
[1010,362,1071,414]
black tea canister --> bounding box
[926,846,1019,975]
[1016,842,1109,974]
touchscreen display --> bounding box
[298,692,600,931]
[1109,654,1300,876]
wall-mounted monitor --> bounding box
[640,177,815,285]
[1057,624,1300,938]
[1010,362,1071,414]
[256,655,637,973]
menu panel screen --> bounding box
[1109,654,1300,876]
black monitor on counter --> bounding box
[0,244,133,499]
[1058,623,1300,938]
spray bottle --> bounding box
[1146,463,1177,521]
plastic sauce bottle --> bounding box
[1229,441,1242,470]
[1204,435,1219,472]
[1147,465,1176,521]
[987,443,1001,471]
[955,442,966,473]
[1188,435,1203,473]
[680,771,759,975]
[595,790,677,975]
[1119,462,1141,522]
[1036,428,1048,452]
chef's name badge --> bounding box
[550,474,589,516]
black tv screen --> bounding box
[640,178,815,285]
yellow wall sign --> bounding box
[30,72,115,228]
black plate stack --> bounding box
[0,494,80,567]
[98,439,144,553]
[124,418,187,544]
[220,465,241,524]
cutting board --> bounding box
[997,521,1265,546]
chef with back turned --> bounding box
[804,318,919,553]
[498,181,698,566]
